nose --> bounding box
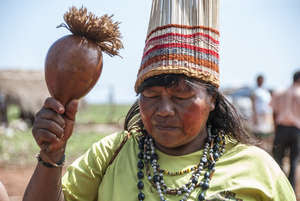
[155,96,175,117]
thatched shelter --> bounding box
[0,69,87,126]
[0,69,49,125]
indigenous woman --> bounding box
[23,0,296,201]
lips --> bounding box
[154,124,179,131]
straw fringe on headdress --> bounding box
[135,0,220,92]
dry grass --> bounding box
[59,6,123,56]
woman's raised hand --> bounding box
[32,97,78,160]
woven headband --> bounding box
[135,0,220,92]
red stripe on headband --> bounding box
[139,54,219,73]
[142,43,219,60]
[147,24,220,40]
[147,32,219,46]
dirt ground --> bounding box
[1,135,300,201]
[0,166,35,201]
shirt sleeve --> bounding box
[62,132,125,201]
[218,144,297,201]
[241,146,297,201]
[272,172,296,201]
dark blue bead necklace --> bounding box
[136,127,225,201]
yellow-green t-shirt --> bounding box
[62,131,296,201]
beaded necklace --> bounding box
[158,165,198,176]
[136,127,225,201]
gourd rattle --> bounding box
[45,7,123,106]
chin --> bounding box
[154,137,185,149]
[147,128,186,147]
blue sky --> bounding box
[1,0,299,103]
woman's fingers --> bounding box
[64,100,79,121]
[62,100,79,141]
[32,127,60,149]
[33,97,66,152]
[35,108,65,130]
[32,97,79,153]
[44,97,65,114]
[34,118,64,138]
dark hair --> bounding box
[256,74,264,80]
[124,74,253,144]
[293,70,300,83]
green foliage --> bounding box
[0,130,108,167]
[0,130,39,167]
[7,104,20,122]
[0,103,131,167]
[76,104,131,124]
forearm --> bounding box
[23,160,65,201]
[24,98,78,201]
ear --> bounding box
[209,102,215,112]
[209,96,216,112]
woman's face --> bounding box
[139,78,215,153]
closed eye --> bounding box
[141,92,160,99]
[173,95,194,100]
[144,95,159,99]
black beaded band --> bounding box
[37,153,65,168]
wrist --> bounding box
[37,151,65,168]
[46,148,66,161]
[40,143,66,161]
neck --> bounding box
[154,132,208,156]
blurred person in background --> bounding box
[270,70,300,190]
[250,74,274,137]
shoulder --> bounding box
[66,131,129,171]
[91,131,129,152]
[272,89,286,99]
[270,89,285,107]
[222,142,283,176]
[217,143,295,199]
[227,143,276,163]
[62,131,133,193]
[88,129,141,161]
[227,143,269,158]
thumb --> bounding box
[64,99,79,121]
[47,100,79,152]
[61,99,79,142]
